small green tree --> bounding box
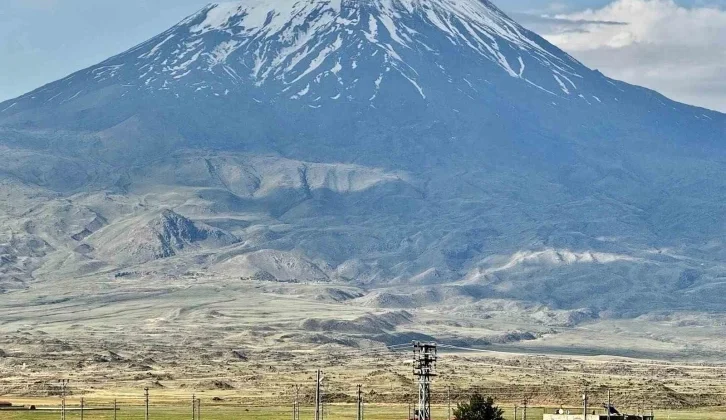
[453,393,504,420]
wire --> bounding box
[437,344,499,354]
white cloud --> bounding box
[538,0,726,112]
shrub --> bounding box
[453,393,504,420]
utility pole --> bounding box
[357,384,365,420]
[294,385,301,420]
[315,370,322,420]
[192,394,196,420]
[514,405,518,420]
[447,386,451,420]
[522,398,527,420]
[114,399,117,420]
[197,398,201,420]
[144,387,150,420]
[58,379,69,420]
[297,385,301,420]
[413,342,437,420]
[582,390,588,420]
[80,397,84,420]
[607,390,611,420]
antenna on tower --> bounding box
[413,341,437,420]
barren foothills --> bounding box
[2,277,726,413]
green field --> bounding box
[2,404,725,420]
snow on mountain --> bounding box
[5,0,601,110]
[4,0,720,171]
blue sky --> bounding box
[2,0,726,111]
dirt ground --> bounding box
[2,403,726,420]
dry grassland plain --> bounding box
[2,279,726,419]
[2,403,726,420]
[3,347,726,420]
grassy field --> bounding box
[3,403,726,420]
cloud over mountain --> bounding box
[538,0,726,111]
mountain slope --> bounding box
[1,0,726,333]
[90,209,239,266]
[3,0,589,107]
[2,0,721,169]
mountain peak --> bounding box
[1,0,719,171]
[169,0,585,95]
[2,0,594,116]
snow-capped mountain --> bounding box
[3,0,721,164]
[1,0,726,322]
[3,0,721,170]
[9,0,590,104]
